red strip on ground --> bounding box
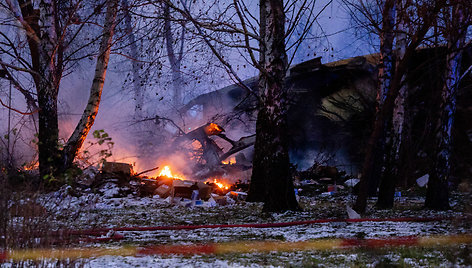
[0,251,7,262]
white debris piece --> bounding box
[416,174,429,187]
[205,197,217,207]
[163,196,172,203]
[344,179,360,187]
[346,205,361,219]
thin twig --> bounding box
[0,97,39,115]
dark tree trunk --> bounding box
[356,0,443,213]
[247,109,268,202]
[247,0,299,211]
[426,3,467,210]
[247,0,267,203]
[356,0,396,212]
[37,87,60,178]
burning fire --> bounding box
[211,178,229,190]
[204,123,224,136]
[158,166,183,180]
[222,156,236,165]
[157,165,231,191]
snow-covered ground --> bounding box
[4,185,472,267]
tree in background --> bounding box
[426,1,471,209]
[163,1,187,108]
[347,0,447,213]
[121,0,145,119]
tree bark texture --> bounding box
[377,0,411,209]
[247,0,267,203]
[355,0,444,213]
[426,3,467,210]
[36,0,61,178]
[248,0,299,212]
[63,0,119,170]
[356,0,396,212]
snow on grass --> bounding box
[6,187,469,267]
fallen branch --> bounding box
[135,166,159,177]
[219,134,256,161]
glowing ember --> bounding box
[158,166,183,180]
[22,162,38,171]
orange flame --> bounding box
[212,178,229,190]
[222,156,236,165]
[204,123,224,136]
[158,166,183,180]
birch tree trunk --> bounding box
[62,0,119,170]
[355,0,396,213]
[377,0,410,209]
[36,0,61,178]
[355,0,444,213]
[249,0,299,211]
[426,3,468,210]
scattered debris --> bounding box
[416,174,429,187]
[346,205,361,219]
[101,162,134,176]
[344,178,360,187]
[154,184,171,198]
[458,181,471,193]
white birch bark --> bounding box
[37,0,61,177]
[63,0,119,168]
[391,0,409,162]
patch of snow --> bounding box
[100,183,120,198]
